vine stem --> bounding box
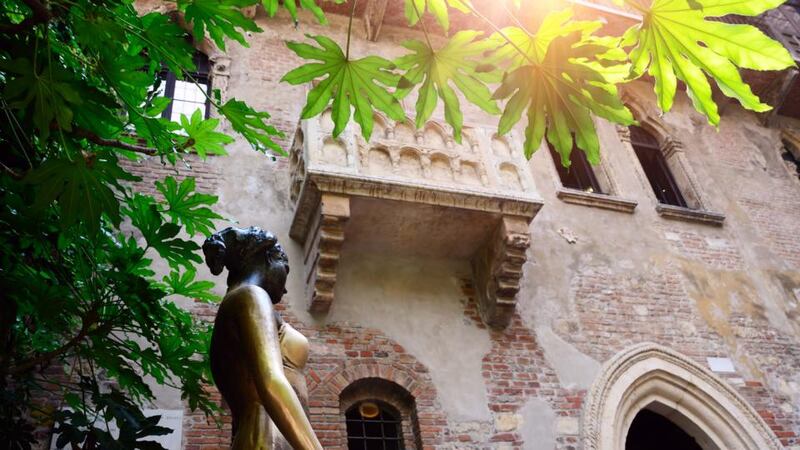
[410,0,434,49]
[460,0,536,65]
[502,1,531,36]
[345,0,359,59]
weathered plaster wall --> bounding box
[118,5,800,450]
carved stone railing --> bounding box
[288,111,543,328]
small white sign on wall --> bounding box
[50,409,183,450]
[707,357,736,374]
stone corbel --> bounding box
[471,216,531,329]
[303,194,350,314]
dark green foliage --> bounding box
[0,0,279,446]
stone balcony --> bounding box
[288,111,543,328]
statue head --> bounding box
[202,226,289,303]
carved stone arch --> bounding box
[319,136,349,166]
[582,343,782,450]
[422,121,451,149]
[397,146,424,177]
[428,151,454,181]
[371,111,390,140]
[491,133,514,158]
[460,127,480,152]
[391,119,416,143]
[622,93,672,145]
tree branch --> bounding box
[0,0,52,34]
[72,128,158,156]
[0,161,24,180]
[6,316,93,376]
[4,309,117,376]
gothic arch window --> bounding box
[340,378,421,450]
[629,125,687,207]
[156,51,211,122]
[621,95,725,224]
[582,343,782,450]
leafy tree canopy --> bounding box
[0,0,794,447]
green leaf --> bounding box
[625,0,796,125]
[25,154,139,233]
[395,31,500,142]
[262,0,327,24]
[124,195,202,269]
[403,0,471,32]
[282,34,406,140]
[0,57,82,140]
[659,0,787,18]
[155,176,224,237]
[179,110,234,159]
[163,269,218,303]
[138,13,196,74]
[219,99,284,154]
[486,8,602,68]
[178,0,262,50]
[493,29,634,162]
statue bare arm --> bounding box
[232,286,323,450]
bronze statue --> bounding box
[203,226,322,450]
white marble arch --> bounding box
[582,343,781,450]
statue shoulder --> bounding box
[221,284,273,310]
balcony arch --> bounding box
[582,343,781,450]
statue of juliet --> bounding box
[202,226,322,450]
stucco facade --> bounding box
[122,3,800,449]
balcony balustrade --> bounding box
[288,111,543,328]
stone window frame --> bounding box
[339,378,422,450]
[619,95,726,226]
[541,119,638,214]
[582,343,782,450]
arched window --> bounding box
[629,125,687,207]
[345,400,403,450]
[339,378,421,450]
[548,142,603,193]
[156,51,211,122]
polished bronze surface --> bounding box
[203,226,322,450]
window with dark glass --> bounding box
[548,142,603,193]
[346,401,403,450]
[156,52,211,122]
[629,125,687,207]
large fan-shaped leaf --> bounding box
[623,0,795,125]
[282,34,406,140]
[395,31,500,143]
[493,31,634,163]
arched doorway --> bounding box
[626,408,704,450]
[582,343,782,450]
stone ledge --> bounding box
[556,188,638,213]
[656,204,726,227]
